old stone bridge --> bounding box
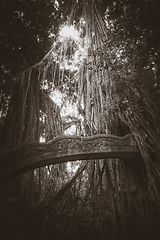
[0,133,140,183]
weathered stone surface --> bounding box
[0,133,140,181]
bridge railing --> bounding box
[0,133,140,182]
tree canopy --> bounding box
[1,0,160,239]
[0,0,72,79]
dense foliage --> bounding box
[1,0,160,240]
[0,0,72,80]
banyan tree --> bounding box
[0,0,160,239]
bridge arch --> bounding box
[0,133,140,182]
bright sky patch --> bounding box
[59,25,80,42]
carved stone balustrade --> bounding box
[0,133,140,182]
